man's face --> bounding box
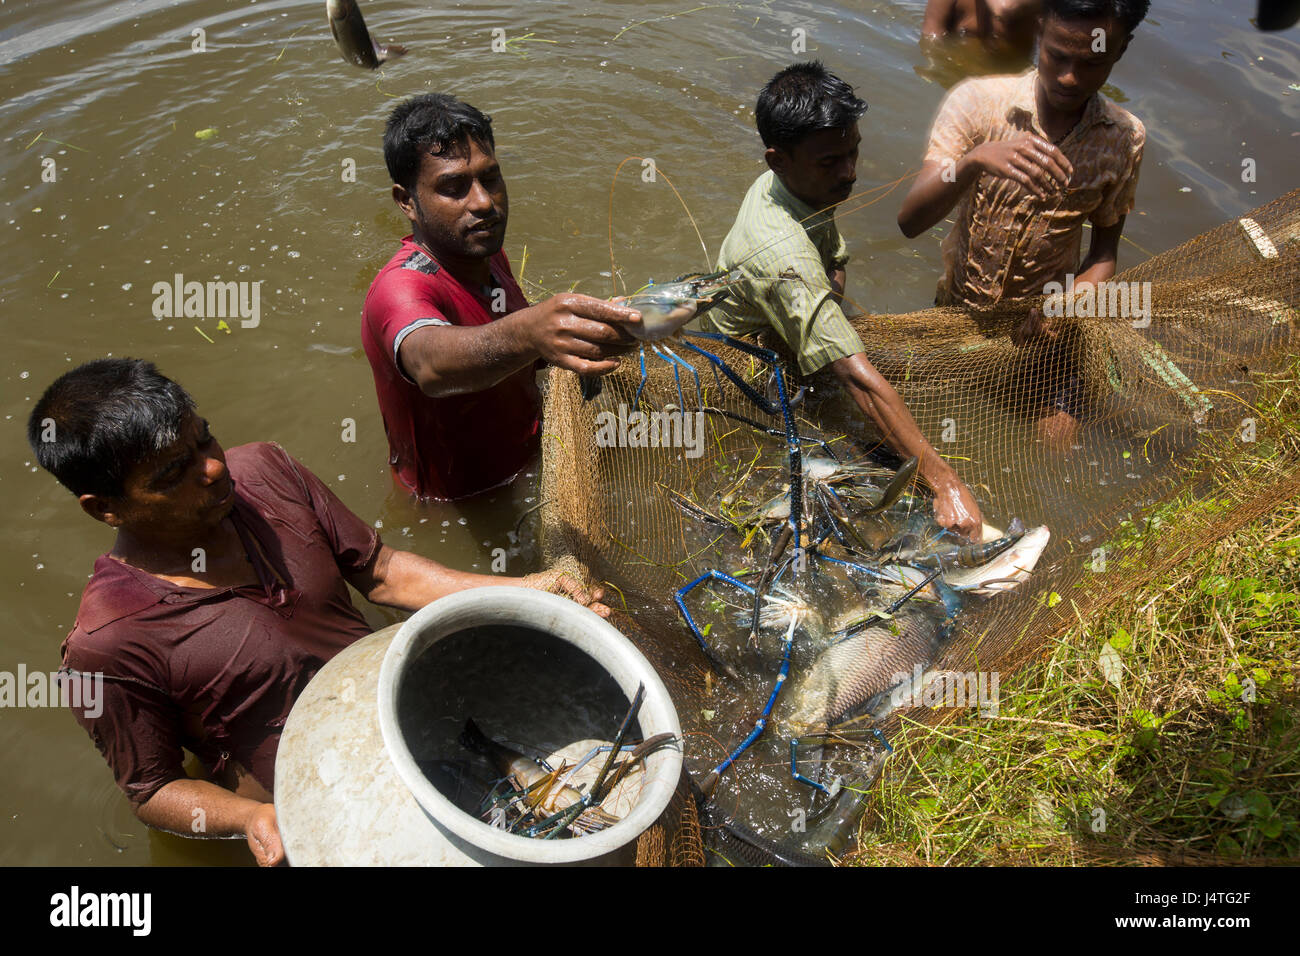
[767,124,860,213]
[1036,15,1128,113]
[84,412,234,537]
[397,138,509,260]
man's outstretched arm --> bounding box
[1075,218,1124,286]
[828,352,983,539]
[349,544,610,617]
[399,295,642,399]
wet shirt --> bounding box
[700,170,864,375]
[361,237,540,501]
[59,442,379,810]
[925,69,1145,309]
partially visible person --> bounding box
[899,0,1148,447]
[29,358,607,866]
[363,94,642,502]
[922,0,1043,58]
[700,62,983,540]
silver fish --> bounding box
[781,609,945,735]
[327,0,407,69]
[942,524,1050,595]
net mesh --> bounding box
[541,189,1300,866]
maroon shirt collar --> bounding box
[73,494,300,634]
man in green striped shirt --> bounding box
[701,62,982,539]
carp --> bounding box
[781,608,947,735]
[327,0,407,69]
[943,524,1051,595]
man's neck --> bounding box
[1034,77,1089,143]
[771,173,821,217]
[411,232,493,286]
[112,516,246,582]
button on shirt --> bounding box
[924,69,1145,309]
[699,170,865,375]
[59,443,379,810]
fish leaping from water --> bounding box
[327,0,407,69]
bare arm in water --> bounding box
[827,264,983,538]
[138,779,283,866]
[828,352,983,540]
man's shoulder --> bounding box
[944,71,1025,109]
[68,555,165,640]
[63,558,172,692]
[226,441,294,483]
[722,172,815,266]
[1096,97,1145,146]
[363,238,447,318]
[226,442,321,511]
[372,237,440,282]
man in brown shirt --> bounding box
[899,0,1148,446]
[29,358,607,866]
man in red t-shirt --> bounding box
[363,94,642,500]
[28,358,610,866]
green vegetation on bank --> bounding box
[846,368,1300,866]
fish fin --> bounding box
[375,41,408,63]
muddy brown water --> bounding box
[1,1,1296,864]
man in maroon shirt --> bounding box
[362,93,642,500]
[28,359,608,866]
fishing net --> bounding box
[634,767,706,867]
[539,189,1300,866]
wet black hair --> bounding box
[27,358,196,498]
[755,61,868,151]
[1041,0,1150,33]
[383,93,496,190]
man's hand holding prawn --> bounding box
[514,293,642,375]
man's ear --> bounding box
[764,146,787,177]
[1113,31,1132,63]
[79,494,122,528]
[392,183,418,224]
